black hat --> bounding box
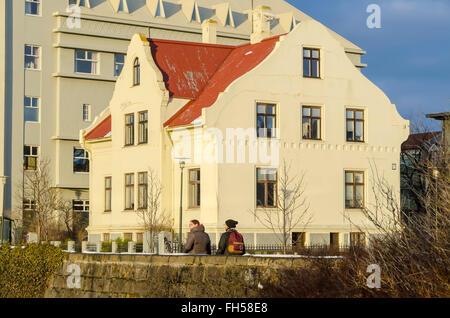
[225,219,238,228]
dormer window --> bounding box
[133,58,140,86]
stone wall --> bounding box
[45,253,317,298]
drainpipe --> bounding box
[0,176,8,244]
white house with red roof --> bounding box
[80,15,409,248]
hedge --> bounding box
[0,243,64,298]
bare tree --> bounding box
[250,160,311,254]
[345,126,450,297]
[135,169,171,252]
[17,158,60,243]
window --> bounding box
[73,200,89,213]
[105,177,112,212]
[103,233,110,242]
[24,96,39,122]
[346,109,364,142]
[125,173,135,210]
[302,106,321,140]
[345,171,364,209]
[133,58,140,86]
[73,148,89,173]
[292,232,305,248]
[68,0,77,6]
[257,103,276,138]
[330,233,340,249]
[136,233,144,242]
[25,45,40,70]
[124,233,133,241]
[82,104,91,122]
[25,0,40,15]
[303,48,320,78]
[256,168,277,207]
[138,111,148,144]
[125,114,134,146]
[23,199,36,211]
[350,232,366,248]
[24,145,38,170]
[75,50,98,74]
[138,172,148,209]
[114,54,125,77]
[189,169,200,208]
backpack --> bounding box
[227,230,244,255]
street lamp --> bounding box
[178,161,185,252]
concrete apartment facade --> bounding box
[0,0,368,241]
[80,16,409,247]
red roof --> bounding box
[163,36,281,127]
[84,36,282,139]
[149,39,235,99]
[85,115,111,141]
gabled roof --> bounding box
[85,115,112,141]
[84,34,281,139]
[149,39,235,99]
[163,35,281,127]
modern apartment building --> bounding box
[0,0,367,242]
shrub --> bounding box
[0,243,64,298]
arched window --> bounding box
[133,58,140,86]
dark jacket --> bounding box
[183,225,211,255]
[216,229,246,255]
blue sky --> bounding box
[287,0,450,131]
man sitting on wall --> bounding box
[217,219,246,256]
[183,220,211,255]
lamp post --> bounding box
[0,176,8,245]
[178,161,185,252]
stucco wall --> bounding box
[45,253,321,298]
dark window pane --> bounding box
[257,183,265,206]
[311,60,319,78]
[267,183,275,206]
[196,183,201,206]
[311,118,320,139]
[303,59,310,77]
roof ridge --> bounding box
[148,37,237,49]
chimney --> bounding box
[202,19,217,44]
[250,5,273,44]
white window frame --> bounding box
[24,96,40,122]
[25,45,41,70]
[73,147,89,173]
[23,199,36,211]
[25,0,41,16]
[73,200,90,213]
[82,104,91,122]
[24,145,39,170]
[75,50,98,74]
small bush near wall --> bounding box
[0,243,64,298]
